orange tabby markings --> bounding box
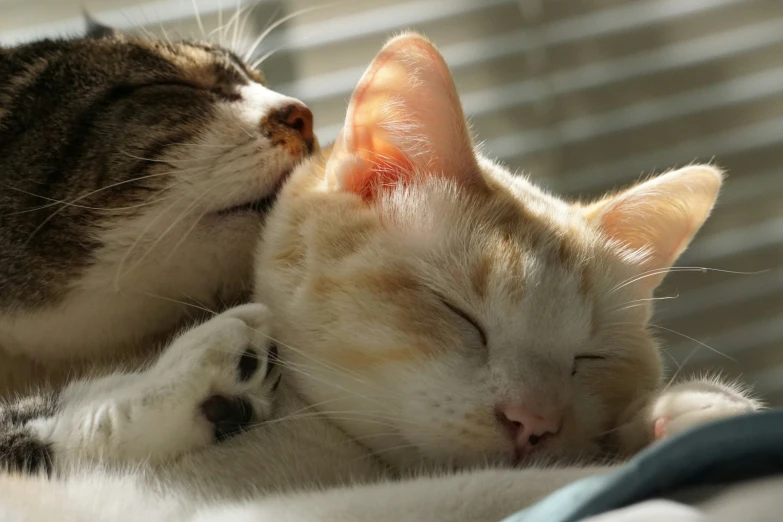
[470,256,492,300]
[253,32,732,469]
[329,345,424,370]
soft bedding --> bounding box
[504,409,783,522]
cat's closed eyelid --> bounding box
[571,355,607,376]
[438,297,488,347]
[574,355,607,361]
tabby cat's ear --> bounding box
[83,11,123,39]
[584,165,723,290]
[326,32,480,201]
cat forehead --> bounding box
[73,38,263,84]
[385,161,601,273]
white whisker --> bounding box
[242,3,341,62]
[648,323,737,363]
[190,0,207,39]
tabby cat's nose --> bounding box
[273,102,314,148]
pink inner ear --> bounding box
[585,166,722,290]
[328,33,478,201]
[337,125,415,202]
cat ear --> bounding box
[325,33,480,201]
[584,165,723,290]
[83,11,123,39]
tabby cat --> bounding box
[0,24,314,396]
[0,33,759,522]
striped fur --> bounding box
[0,30,314,393]
[0,32,761,522]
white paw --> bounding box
[649,379,761,441]
[41,303,281,465]
[150,303,281,444]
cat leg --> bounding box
[0,303,280,474]
[0,394,59,474]
[613,377,762,455]
[193,467,607,522]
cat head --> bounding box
[257,33,722,469]
[0,26,314,341]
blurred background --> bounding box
[2,0,781,403]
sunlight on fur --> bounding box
[0,29,762,522]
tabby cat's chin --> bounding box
[215,168,294,216]
[216,191,280,216]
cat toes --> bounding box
[200,396,254,442]
[156,303,281,443]
[650,380,761,441]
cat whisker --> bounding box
[231,0,242,52]
[351,442,421,465]
[242,3,343,62]
[602,266,766,301]
[0,183,176,215]
[118,149,229,164]
[316,431,405,451]
[267,355,408,407]
[257,413,402,431]
[660,347,681,374]
[113,186,199,290]
[118,11,157,42]
[190,0,207,40]
[241,322,401,397]
[230,338,402,408]
[219,0,242,48]
[152,141,239,150]
[256,5,282,42]
[594,421,631,439]
[257,340,408,404]
[179,292,221,316]
[606,294,678,315]
[266,407,425,427]
[236,2,261,49]
[120,177,233,280]
[250,44,286,69]
[648,323,736,363]
[661,345,702,394]
[226,116,255,139]
[163,184,245,265]
[158,23,174,47]
[215,0,224,46]
[21,170,190,248]
[138,292,218,317]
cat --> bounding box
[0,33,760,521]
[0,23,314,396]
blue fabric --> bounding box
[503,409,783,522]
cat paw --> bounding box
[648,379,761,441]
[34,303,282,466]
[612,378,761,456]
[151,303,282,445]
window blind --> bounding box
[3,0,781,403]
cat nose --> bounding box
[496,402,562,454]
[272,102,314,148]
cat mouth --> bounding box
[217,192,279,215]
[215,170,291,216]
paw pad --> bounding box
[200,396,254,442]
[653,417,669,440]
[237,349,259,382]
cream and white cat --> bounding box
[0,33,760,521]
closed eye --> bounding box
[439,297,487,347]
[572,354,606,376]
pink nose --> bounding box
[496,403,561,454]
